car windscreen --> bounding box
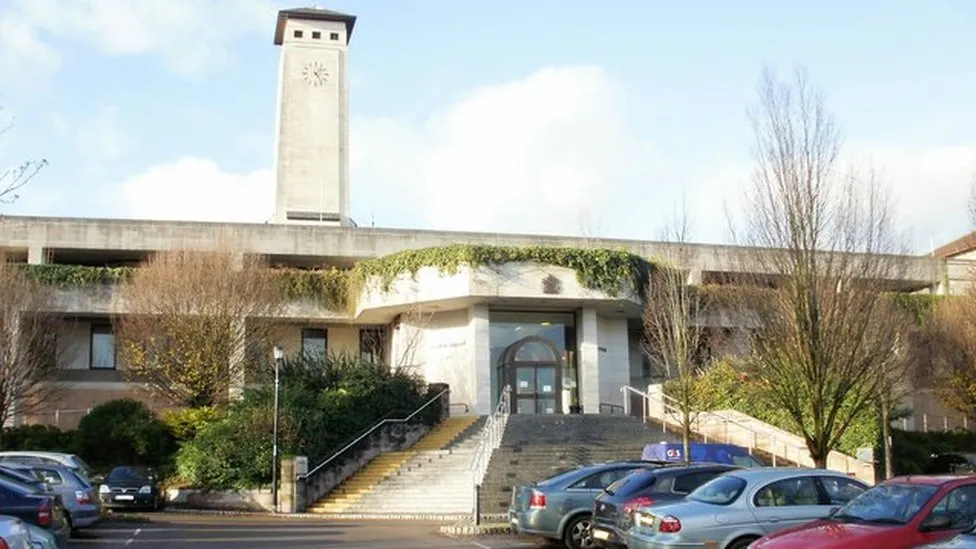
[831,483,939,525]
[605,470,658,497]
[688,475,747,505]
[107,466,151,483]
[0,474,41,495]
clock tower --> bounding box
[272,8,356,225]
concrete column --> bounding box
[27,246,46,265]
[279,458,296,514]
[228,317,246,402]
[470,305,491,415]
[579,307,600,414]
[685,268,703,285]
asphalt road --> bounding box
[67,514,544,549]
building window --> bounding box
[90,323,116,370]
[293,30,303,38]
[330,32,339,41]
[301,328,327,357]
[360,328,384,363]
[312,31,321,39]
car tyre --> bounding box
[727,536,759,549]
[563,515,595,549]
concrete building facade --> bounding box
[0,7,972,430]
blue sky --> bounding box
[1,0,974,251]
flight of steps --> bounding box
[478,414,681,515]
[308,414,485,517]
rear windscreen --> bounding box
[605,470,657,496]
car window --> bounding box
[33,469,63,486]
[570,467,637,490]
[0,475,40,495]
[754,476,822,507]
[673,471,724,494]
[606,470,658,496]
[732,455,764,468]
[537,467,586,487]
[927,485,976,531]
[688,475,747,505]
[819,476,867,505]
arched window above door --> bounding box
[501,335,561,364]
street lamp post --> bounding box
[272,345,284,513]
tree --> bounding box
[928,294,976,424]
[730,66,911,468]
[642,203,709,462]
[115,249,285,408]
[1,107,47,204]
[0,258,60,434]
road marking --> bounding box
[124,527,142,547]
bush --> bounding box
[0,425,73,452]
[74,399,177,473]
[160,407,224,443]
[175,353,430,489]
[883,429,976,475]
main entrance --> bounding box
[500,336,562,414]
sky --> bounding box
[1,0,974,252]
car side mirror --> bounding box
[920,514,952,532]
[828,506,840,517]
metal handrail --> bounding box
[299,388,450,480]
[621,385,808,467]
[470,385,512,485]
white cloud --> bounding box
[115,157,273,223]
[351,65,658,237]
[0,0,276,77]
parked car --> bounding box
[23,522,59,549]
[623,468,869,549]
[0,515,39,549]
[914,524,976,548]
[510,460,668,549]
[641,443,765,468]
[0,454,93,482]
[3,463,101,530]
[98,466,165,511]
[0,477,71,548]
[0,466,50,494]
[750,475,976,549]
[591,463,740,547]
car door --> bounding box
[750,475,830,534]
[817,475,868,508]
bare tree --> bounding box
[389,304,433,371]
[0,258,60,434]
[1,108,47,204]
[928,294,976,424]
[642,201,709,462]
[115,249,285,408]
[731,66,911,468]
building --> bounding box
[0,7,969,429]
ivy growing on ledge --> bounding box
[349,244,655,298]
[16,245,655,312]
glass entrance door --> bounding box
[514,364,559,414]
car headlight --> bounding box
[99,485,111,494]
[139,485,152,494]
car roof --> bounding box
[720,468,855,482]
[885,475,976,486]
[0,451,77,460]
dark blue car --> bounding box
[641,442,764,467]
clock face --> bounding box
[302,61,330,87]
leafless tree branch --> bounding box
[0,107,47,205]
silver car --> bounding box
[624,468,869,549]
[0,454,93,483]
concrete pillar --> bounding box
[27,246,46,265]
[579,307,600,414]
[471,305,491,415]
[228,317,246,401]
[279,458,296,514]
[685,268,703,285]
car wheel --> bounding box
[727,536,759,549]
[563,515,595,549]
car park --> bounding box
[0,477,71,548]
[624,468,868,549]
[750,475,976,549]
[591,463,740,547]
[2,463,101,531]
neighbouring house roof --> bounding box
[933,230,976,259]
[274,7,357,45]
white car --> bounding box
[0,452,94,481]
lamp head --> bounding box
[272,346,285,361]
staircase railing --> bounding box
[622,385,807,467]
[296,388,450,509]
[470,385,511,523]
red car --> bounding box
[751,475,976,549]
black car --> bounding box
[98,466,165,511]
[590,463,740,548]
[926,453,976,475]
